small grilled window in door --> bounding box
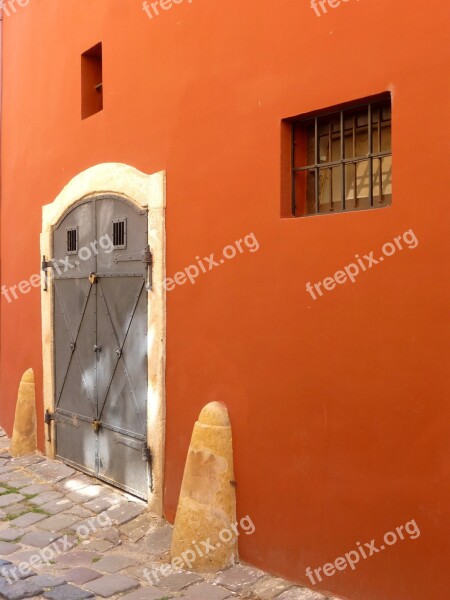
[113,218,127,249]
[66,228,78,254]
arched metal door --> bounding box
[52,195,150,499]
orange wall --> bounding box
[1,2,449,599]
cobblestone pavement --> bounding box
[0,428,337,600]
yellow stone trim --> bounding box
[40,163,166,515]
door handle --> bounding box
[94,345,102,353]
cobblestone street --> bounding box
[0,429,335,600]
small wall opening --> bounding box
[81,43,103,119]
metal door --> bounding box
[51,195,150,499]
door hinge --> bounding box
[44,409,55,442]
[142,445,152,464]
[42,256,55,292]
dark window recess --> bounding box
[66,228,78,254]
[287,94,392,217]
[81,42,103,119]
[113,219,127,249]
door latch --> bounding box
[89,273,98,284]
[94,345,102,353]
[92,420,101,432]
[115,348,122,358]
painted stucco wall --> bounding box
[0,1,449,599]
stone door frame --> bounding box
[40,163,166,515]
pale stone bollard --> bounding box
[170,401,237,572]
[10,368,37,457]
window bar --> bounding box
[315,117,319,214]
[378,108,383,204]
[341,111,345,210]
[368,103,373,207]
[353,115,357,208]
[328,122,333,211]
[291,123,296,216]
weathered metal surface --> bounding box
[53,196,149,499]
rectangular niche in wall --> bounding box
[81,42,103,119]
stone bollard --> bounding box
[170,401,237,572]
[10,368,37,457]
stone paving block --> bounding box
[0,562,35,581]
[66,486,105,504]
[0,473,26,486]
[53,476,94,494]
[36,513,80,532]
[10,455,45,468]
[19,485,53,497]
[43,583,94,599]
[3,479,34,490]
[39,499,73,515]
[154,571,203,592]
[0,494,26,508]
[0,577,44,599]
[0,541,21,554]
[27,574,67,588]
[93,555,138,573]
[20,532,62,549]
[30,493,64,507]
[0,529,26,542]
[78,539,114,553]
[123,563,162,582]
[104,502,146,526]
[215,565,265,593]
[32,462,75,483]
[55,551,100,567]
[83,496,121,514]
[66,506,93,520]
[119,514,158,543]
[64,567,102,585]
[183,582,232,600]
[276,588,328,600]
[0,466,16,475]
[143,524,172,558]
[84,573,140,597]
[252,576,293,599]
[9,513,47,528]
[121,587,174,600]
[91,527,120,544]
[4,550,44,567]
[1,504,28,517]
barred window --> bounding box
[290,95,392,217]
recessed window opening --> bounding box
[66,228,78,254]
[113,218,127,249]
[81,42,103,119]
[286,94,392,217]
